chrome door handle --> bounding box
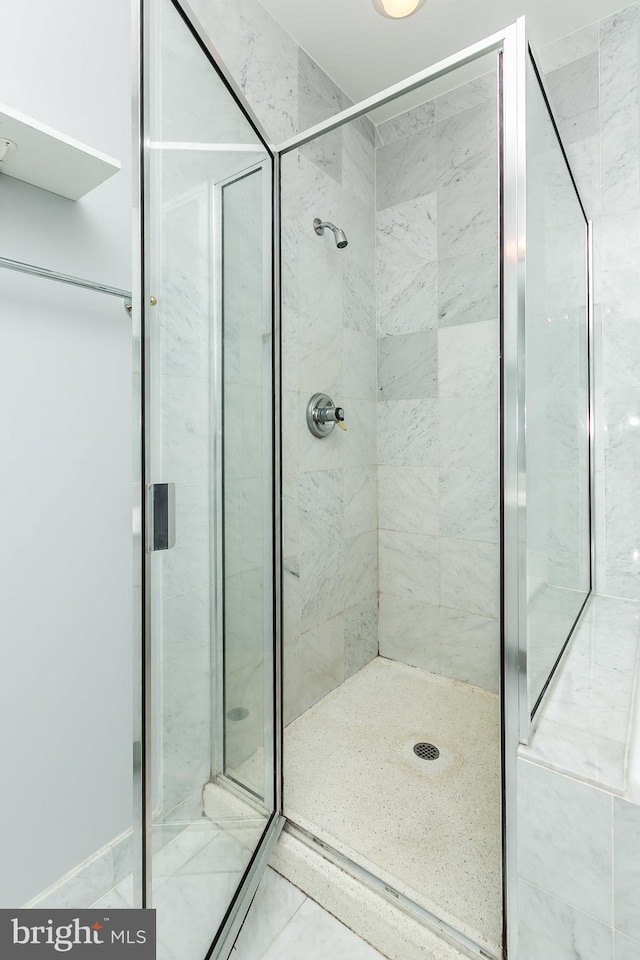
[147,482,176,551]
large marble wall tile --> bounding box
[601,122,640,214]
[298,48,342,110]
[378,594,441,673]
[162,587,212,816]
[343,125,375,206]
[603,317,640,389]
[600,213,640,320]
[161,375,210,485]
[439,607,499,692]
[437,320,498,398]
[616,933,640,960]
[376,125,437,210]
[378,465,439,537]
[438,245,498,328]
[343,192,376,335]
[566,134,602,218]
[343,329,377,399]
[378,529,439,605]
[605,560,640,601]
[299,614,345,712]
[599,5,640,134]
[440,538,499,619]
[299,77,342,183]
[546,53,600,145]
[340,398,377,468]
[439,466,498,543]
[344,466,377,539]
[539,23,599,73]
[614,798,640,940]
[299,470,345,633]
[376,194,438,266]
[605,471,640,561]
[377,331,437,400]
[192,0,298,144]
[517,760,613,923]
[162,482,210,598]
[377,259,438,338]
[377,99,436,146]
[604,387,640,473]
[437,171,498,260]
[377,398,439,467]
[436,99,497,188]
[435,72,496,120]
[439,393,498,474]
[518,879,613,960]
[344,597,378,679]
[345,530,378,607]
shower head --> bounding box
[313,218,348,249]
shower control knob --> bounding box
[307,393,347,438]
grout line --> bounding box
[520,877,613,931]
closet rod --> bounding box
[0,255,132,301]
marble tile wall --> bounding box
[281,86,378,724]
[540,4,640,601]
[187,0,378,724]
[375,76,501,694]
[517,759,640,959]
[517,594,640,957]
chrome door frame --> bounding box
[135,1,285,958]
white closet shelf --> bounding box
[0,102,121,201]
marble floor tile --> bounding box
[233,868,306,960]
[261,898,387,960]
[90,889,130,910]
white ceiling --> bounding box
[259,0,623,117]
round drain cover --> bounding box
[413,742,440,760]
[227,707,249,721]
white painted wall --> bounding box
[0,0,132,906]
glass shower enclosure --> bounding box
[131,5,593,960]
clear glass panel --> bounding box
[221,166,273,799]
[144,0,274,955]
[281,56,502,955]
[525,57,591,713]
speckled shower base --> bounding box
[284,656,502,956]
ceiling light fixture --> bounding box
[372,0,427,18]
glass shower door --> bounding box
[139,0,280,956]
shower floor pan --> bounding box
[284,656,502,956]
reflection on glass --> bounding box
[145,0,274,955]
[525,57,591,712]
